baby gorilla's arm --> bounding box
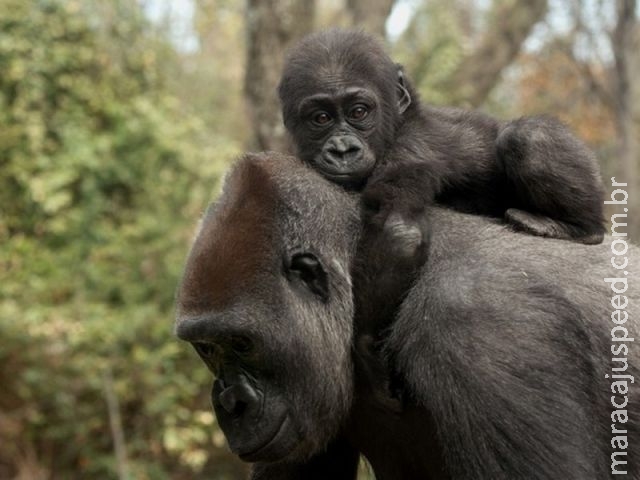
[352,207,430,410]
[361,159,437,264]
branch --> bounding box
[244,0,315,151]
[448,0,548,107]
[104,367,129,480]
[346,0,397,38]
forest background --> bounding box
[1,0,638,478]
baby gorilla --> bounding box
[278,29,606,409]
[278,29,605,248]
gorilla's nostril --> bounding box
[219,386,240,415]
[345,145,361,155]
[233,400,247,417]
[216,381,259,417]
[326,148,342,159]
[329,146,360,157]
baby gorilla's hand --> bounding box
[382,213,425,259]
[362,181,429,262]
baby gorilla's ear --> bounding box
[396,65,412,114]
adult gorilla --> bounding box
[175,152,639,479]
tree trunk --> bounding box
[611,0,638,239]
[103,368,129,480]
[449,0,548,107]
[346,0,396,38]
[244,0,315,151]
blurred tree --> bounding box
[392,0,471,105]
[0,0,243,478]
[506,0,639,238]
[346,0,396,38]
[611,0,638,238]
[244,0,316,151]
[448,0,548,107]
[395,0,548,107]
[1,1,637,479]
[183,0,248,147]
[511,48,616,145]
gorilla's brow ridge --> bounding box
[178,160,278,313]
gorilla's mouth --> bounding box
[321,171,369,189]
[236,415,295,462]
[311,153,374,188]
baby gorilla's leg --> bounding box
[496,116,606,245]
[505,208,604,245]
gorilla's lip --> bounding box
[322,171,370,188]
[237,415,293,462]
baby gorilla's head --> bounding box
[278,29,413,187]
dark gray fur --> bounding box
[176,153,638,479]
[278,29,606,245]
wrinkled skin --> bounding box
[175,152,639,480]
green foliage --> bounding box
[392,0,470,105]
[0,0,244,477]
[2,0,629,478]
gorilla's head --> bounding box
[278,29,414,187]
[175,153,360,463]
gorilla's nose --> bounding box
[324,135,363,166]
[213,375,262,419]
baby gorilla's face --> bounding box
[286,84,381,187]
[278,30,411,189]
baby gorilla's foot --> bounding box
[382,213,426,259]
[505,208,605,245]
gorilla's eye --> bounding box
[313,111,332,126]
[286,252,329,301]
[230,335,254,356]
[348,105,369,121]
[193,341,222,361]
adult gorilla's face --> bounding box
[279,29,410,187]
[175,153,360,463]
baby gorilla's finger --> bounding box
[382,213,424,259]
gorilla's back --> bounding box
[422,207,638,334]
[384,207,639,479]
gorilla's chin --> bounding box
[235,415,299,463]
[311,154,375,189]
[213,383,301,463]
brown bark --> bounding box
[244,0,315,151]
[449,0,548,107]
[611,0,638,239]
[103,368,129,480]
[346,0,396,38]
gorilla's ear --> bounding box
[396,66,412,114]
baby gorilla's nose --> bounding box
[323,135,363,167]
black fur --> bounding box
[278,29,606,247]
[278,29,608,407]
[175,153,639,480]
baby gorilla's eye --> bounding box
[348,105,369,121]
[313,111,332,126]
